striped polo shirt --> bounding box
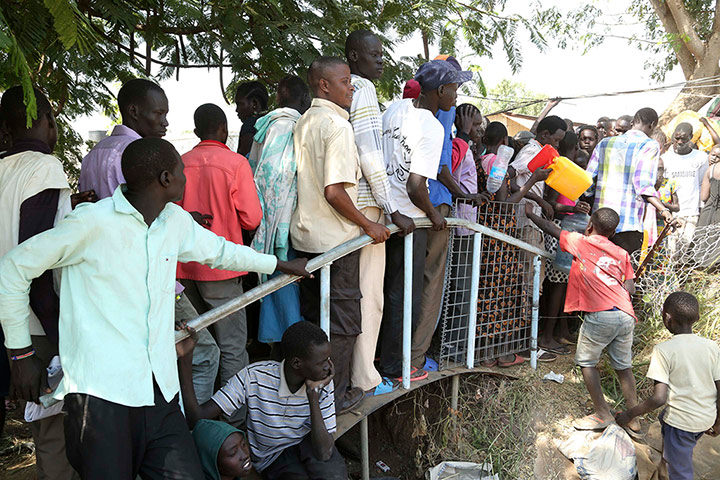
[211,360,336,472]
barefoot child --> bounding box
[525,204,641,433]
[616,292,720,480]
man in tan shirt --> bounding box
[291,56,390,414]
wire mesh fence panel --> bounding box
[635,222,720,318]
[438,200,534,369]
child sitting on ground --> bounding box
[616,292,720,480]
[525,204,641,434]
[192,419,257,479]
[178,321,346,480]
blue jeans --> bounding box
[575,310,634,370]
[660,409,704,480]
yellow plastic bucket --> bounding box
[545,156,592,201]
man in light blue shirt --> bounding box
[0,138,310,479]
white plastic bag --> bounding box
[426,461,498,480]
[558,424,637,480]
[24,356,64,422]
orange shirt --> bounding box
[560,231,636,319]
[177,140,262,281]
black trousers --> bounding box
[63,381,203,480]
[296,249,361,406]
[379,230,428,378]
[262,435,347,480]
[611,231,644,258]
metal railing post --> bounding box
[320,263,332,336]
[360,417,370,480]
[530,255,541,369]
[465,232,482,368]
[402,233,413,390]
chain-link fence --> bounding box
[635,222,720,317]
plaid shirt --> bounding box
[349,75,397,214]
[586,130,659,233]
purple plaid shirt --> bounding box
[586,130,659,233]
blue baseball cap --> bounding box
[414,60,473,91]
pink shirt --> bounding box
[560,231,635,319]
[177,141,262,281]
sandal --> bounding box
[574,414,614,431]
[368,378,399,396]
[497,354,525,368]
[395,367,428,382]
[480,359,499,367]
[541,344,571,355]
[518,349,557,362]
[423,356,439,372]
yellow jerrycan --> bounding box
[545,156,592,201]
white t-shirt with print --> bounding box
[381,99,444,218]
[662,148,708,217]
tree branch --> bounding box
[90,23,232,69]
[714,0,720,35]
[648,0,696,78]
[80,4,216,35]
[664,0,705,58]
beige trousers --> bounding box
[350,207,385,390]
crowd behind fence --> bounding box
[175,205,551,386]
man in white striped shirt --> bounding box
[346,30,414,397]
[179,321,347,479]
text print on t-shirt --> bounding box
[384,126,412,181]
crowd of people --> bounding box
[0,27,719,480]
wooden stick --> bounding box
[636,223,672,278]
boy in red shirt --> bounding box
[525,204,641,434]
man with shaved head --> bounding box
[177,103,264,421]
[615,115,633,135]
[587,107,673,257]
[662,122,709,252]
[292,56,391,413]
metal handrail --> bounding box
[174,216,550,343]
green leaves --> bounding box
[0,10,36,127]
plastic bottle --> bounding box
[486,144,514,193]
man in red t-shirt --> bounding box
[178,104,263,405]
[525,204,641,435]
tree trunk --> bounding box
[422,30,430,61]
[659,63,720,126]
[650,0,720,126]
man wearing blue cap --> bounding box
[417,55,476,374]
[380,60,472,381]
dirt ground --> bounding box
[0,402,35,480]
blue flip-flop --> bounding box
[369,378,399,396]
[423,357,439,372]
